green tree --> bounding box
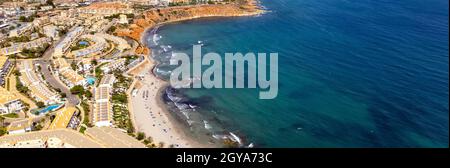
[0,127,7,136]
[136,132,145,140]
[91,59,98,66]
[60,92,67,98]
[46,0,55,7]
[107,26,116,34]
[70,61,77,71]
[18,15,35,22]
[84,90,92,99]
[70,85,85,95]
[79,126,87,133]
[33,123,43,131]
[80,101,92,127]
[16,77,29,94]
[19,16,26,22]
[36,101,45,108]
[112,94,128,104]
[13,70,20,76]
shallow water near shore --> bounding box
[145,0,449,147]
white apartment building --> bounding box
[19,60,59,105]
[39,5,54,11]
[6,119,32,135]
[101,58,126,73]
[0,56,12,86]
[119,14,128,24]
[43,25,58,39]
[89,19,108,32]
[96,33,130,51]
[71,34,107,58]
[32,16,50,27]
[0,37,52,56]
[8,23,33,37]
[53,26,84,57]
[76,7,133,16]
[0,87,24,115]
[93,74,116,127]
[53,58,87,88]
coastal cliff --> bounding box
[116,0,263,55]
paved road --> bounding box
[33,33,80,106]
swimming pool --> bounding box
[79,41,89,46]
[34,104,64,115]
[86,76,96,85]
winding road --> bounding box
[33,34,80,106]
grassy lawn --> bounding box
[1,113,19,118]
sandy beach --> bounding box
[129,58,206,148]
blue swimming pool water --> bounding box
[86,76,96,85]
[79,41,88,46]
[36,104,63,114]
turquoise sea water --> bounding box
[146,0,449,147]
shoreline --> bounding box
[127,1,264,148]
[130,59,203,147]
[154,83,217,148]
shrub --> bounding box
[136,132,145,140]
[36,101,45,108]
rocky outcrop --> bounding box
[135,46,150,55]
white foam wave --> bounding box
[229,132,242,145]
[203,120,212,130]
[212,134,228,140]
[166,89,182,102]
[156,68,172,75]
[152,34,160,45]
